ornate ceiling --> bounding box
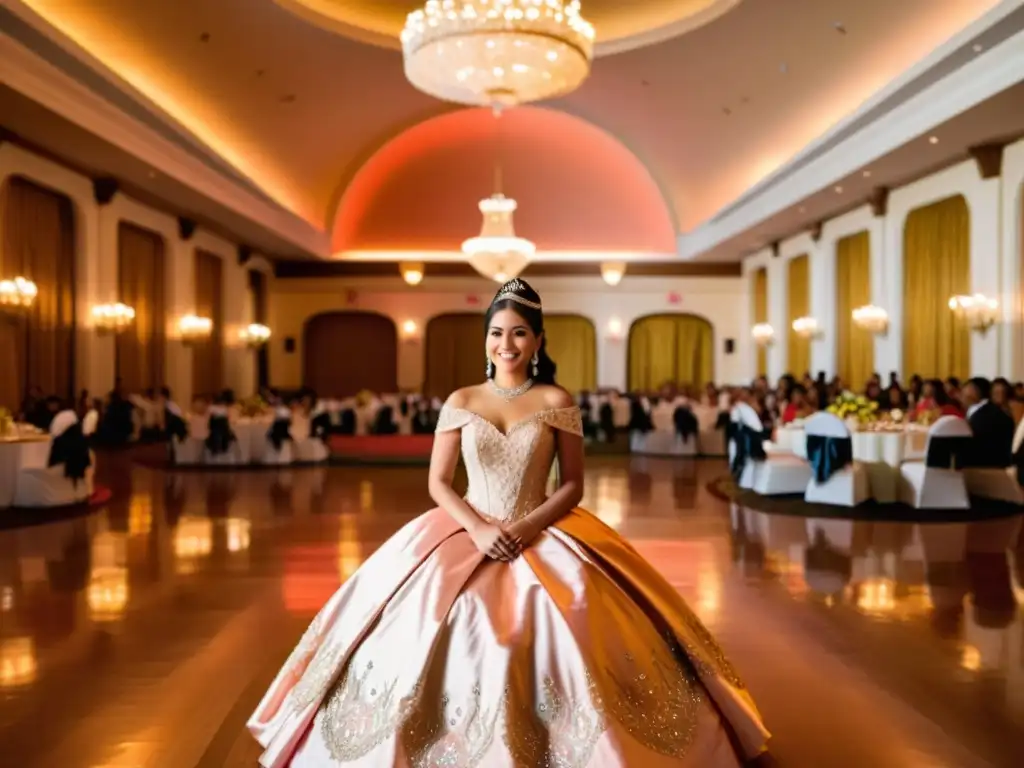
[4,0,1017,260]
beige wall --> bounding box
[269,274,748,392]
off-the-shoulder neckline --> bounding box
[443,405,578,437]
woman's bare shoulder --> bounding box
[534,384,575,409]
[445,385,486,409]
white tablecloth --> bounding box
[0,437,51,508]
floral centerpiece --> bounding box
[238,395,268,418]
[827,391,879,427]
[0,407,11,437]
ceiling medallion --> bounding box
[401,0,595,108]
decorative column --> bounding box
[167,216,195,405]
[968,143,1003,378]
[89,177,119,396]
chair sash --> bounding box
[267,417,292,451]
[730,424,767,480]
[206,415,236,455]
[628,399,653,433]
[1014,446,1024,486]
[673,406,698,439]
[805,435,853,484]
[715,410,731,431]
[338,408,357,435]
[165,408,188,442]
[49,422,92,486]
[310,411,331,441]
[925,436,972,469]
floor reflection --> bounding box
[0,452,1021,766]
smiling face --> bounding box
[487,307,541,378]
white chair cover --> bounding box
[900,416,971,509]
[802,412,870,507]
[13,410,94,508]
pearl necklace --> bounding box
[489,378,534,402]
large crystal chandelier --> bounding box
[401,0,595,108]
[462,194,535,282]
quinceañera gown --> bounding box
[249,405,770,767]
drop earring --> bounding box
[531,352,539,378]
[486,357,494,378]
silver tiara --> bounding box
[493,278,542,310]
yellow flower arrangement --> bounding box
[0,407,12,436]
[238,395,268,418]
[826,391,879,424]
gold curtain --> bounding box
[542,314,596,393]
[303,312,397,396]
[192,250,224,397]
[116,223,166,393]
[627,314,714,391]
[787,254,810,376]
[0,177,76,410]
[902,195,970,380]
[752,267,768,377]
[424,314,485,397]
[835,231,873,389]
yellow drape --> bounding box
[117,223,166,393]
[542,314,596,393]
[628,314,714,391]
[902,195,970,380]
[424,314,485,397]
[752,268,768,377]
[787,254,810,376]
[835,231,873,389]
[192,250,224,397]
[0,177,76,410]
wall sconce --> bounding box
[401,319,420,341]
[852,304,888,334]
[606,317,624,341]
[751,323,774,346]
[400,262,424,286]
[0,276,37,315]
[178,315,213,345]
[240,323,271,348]
[601,262,625,286]
[949,293,998,334]
[92,303,136,335]
[791,316,820,339]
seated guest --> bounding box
[883,384,907,411]
[991,377,1014,419]
[963,377,1014,467]
[911,379,963,420]
[781,385,812,424]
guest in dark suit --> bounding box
[964,377,1014,468]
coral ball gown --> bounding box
[249,405,770,766]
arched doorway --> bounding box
[0,175,77,410]
[303,312,398,396]
[627,314,714,391]
[423,313,485,397]
[543,314,597,393]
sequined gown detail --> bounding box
[249,405,770,767]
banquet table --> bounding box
[0,433,51,508]
[775,424,930,502]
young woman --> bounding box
[249,279,770,767]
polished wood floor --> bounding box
[1,451,1022,767]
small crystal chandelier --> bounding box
[462,193,535,282]
[852,304,888,334]
[791,316,820,339]
[91,303,136,335]
[949,293,999,334]
[401,0,595,108]
[178,315,213,346]
[751,323,775,346]
[0,276,37,313]
[240,323,271,348]
[601,262,625,286]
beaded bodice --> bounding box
[435,405,583,523]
